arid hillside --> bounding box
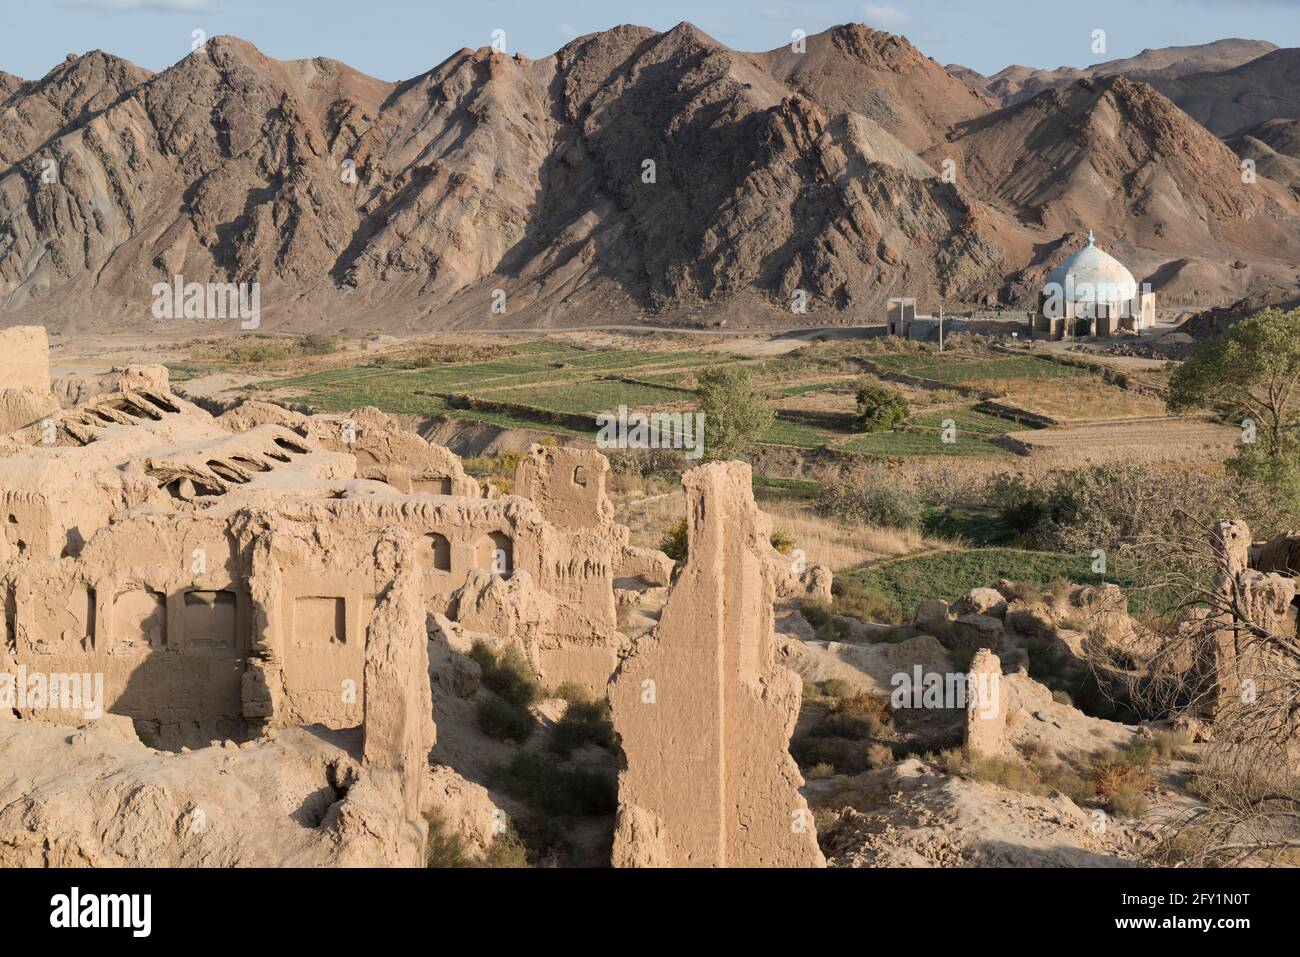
[1,23,1298,333]
[1149,48,1300,135]
[953,38,1277,106]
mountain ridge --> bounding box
[2,24,1298,334]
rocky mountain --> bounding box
[1149,48,1300,136]
[929,76,1300,304]
[1229,118,1300,190]
[1,23,1298,334]
[955,39,1277,107]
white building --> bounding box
[1033,232,1155,339]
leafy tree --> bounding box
[1168,307,1300,481]
[855,385,910,433]
[695,366,774,461]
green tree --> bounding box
[855,384,910,433]
[1168,307,1300,475]
[695,366,774,461]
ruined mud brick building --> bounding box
[1207,520,1300,737]
[1,327,830,866]
[0,327,678,747]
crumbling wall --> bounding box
[0,326,50,392]
[0,326,57,434]
[963,649,1005,756]
[608,461,825,868]
[514,444,614,529]
[2,509,252,747]
[360,528,436,842]
[1209,520,1297,720]
[305,407,479,497]
[53,364,171,408]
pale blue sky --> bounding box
[2,0,1297,83]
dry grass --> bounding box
[759,499,934,571]
[611,488,938,570]
[1009,418,1237,468]
[980,377,1167,421]
[612,489,687,551]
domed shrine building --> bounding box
[1032,232,1155,339]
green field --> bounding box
[234,339,1144,465]
[865,353,1086,384]
[841,429,1010,458]
[905,407,1020,435]
[476,380,693,415]
[849,548,1172,619]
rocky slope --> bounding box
[1150,48,1300,136]
[1230,118,1300,190]
[1,24,1299,333]
[955,38,1277,107]
[929,76,1300,304]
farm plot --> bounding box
[865,353,1086,385]
[841,429,1010,458]
[1006,417,1238,466]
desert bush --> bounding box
[477,696,534,741]
[469,641,540,709]
[855,384,910,432]
[604,447,687,479]
[297,333,341,355]
[550,681,588,702]
[481,825,530,867]
[866,743,894,770]
[659,518,689,562]
[769,528,796,554]
[999,579,1043,603]
[1106,786,1150,819]
[807,762,835,780]
[791,736,872,775]
[820,678,855,699]
[810,692,891,740]
[984,472,1049,539]
[815,470,922,530]
[1090,749,1153,801]
[1051,689,1074,707]
[830,577,904,623]
[550,696,614,757]
[489,753,617,817]
[992,464,1295,556]
[424,809,471,867]
[470,641,539,740]
[1151,729,1192,760]
[800,600,832,627]
[462,452,524,494]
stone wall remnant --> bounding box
[608,461,825,868]
[963,648,1005,757]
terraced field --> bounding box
[865,353,1086,385]
[1006,416,1238,465]
[222,337,1212,468]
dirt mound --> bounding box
[815,758,1135,867]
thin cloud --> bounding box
[57,0,216,12]
[861,3,910,28]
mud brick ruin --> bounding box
[0,327,829,867]
[1208,520,1300,727]
[609,462,825,867]
[963,648,1005,757]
